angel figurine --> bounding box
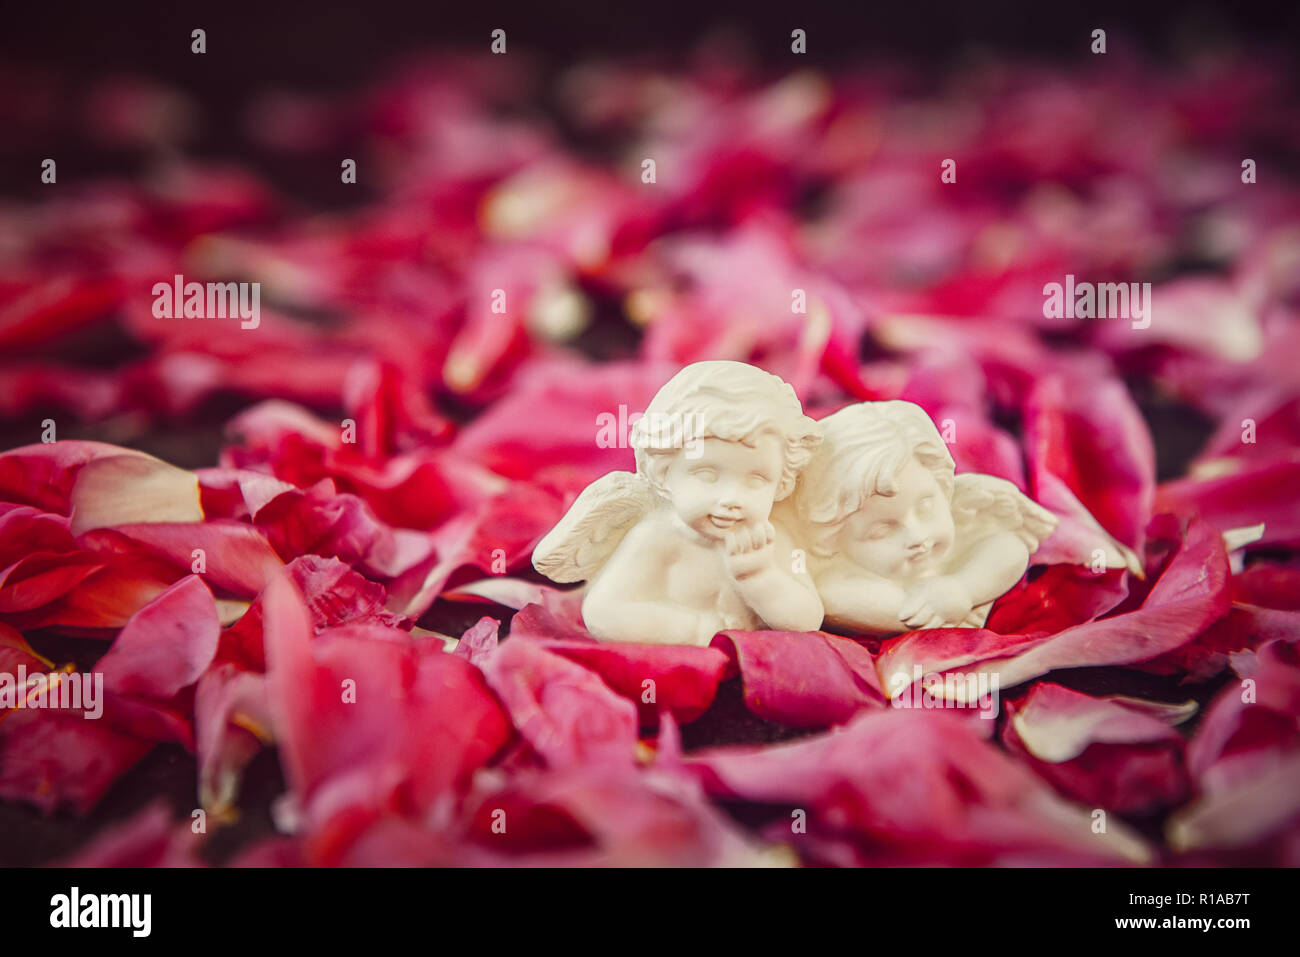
[532,360,825,645]
[781,400,1058,636]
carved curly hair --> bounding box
[630,360,822,502]
[794,401,955,557]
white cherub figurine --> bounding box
[780,400,1058,636]
[532,360,825,645]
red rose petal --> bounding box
[0,709,152,815]
[713,629,885,728]
[1025,371,1154,570]
[97,575,220,699]
[478,637,638,769]
[897,516,1230,698]
[684,709,1151,865]
[78,521,283,598]
[56,802,202,867]
[261,574,510,862]
[1000,683,1193,814]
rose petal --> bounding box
[97,575,220,699]
[478,637,639,768]
[0,441,152,515]
[0,709,152,815]
[55,802,202,867]
[69,453,203,535]
[923,516,1231,697]
[262,573,509,861]
[452,616,499,665]
[713,629,885,728]
[1025,372,1154,570]
[684,709,1151,865]
[195,662,271,814]
[1006,683,1192,763]
[1157,457,1300,548]
[78,521,283,598]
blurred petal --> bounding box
[1001,683,1193,815]
[1026,372,1154,570]
[685,709,1151,865]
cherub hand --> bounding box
[723,521,777,581]
[898,576,974,630]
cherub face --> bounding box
[662,434,784,542]
[837,456,955,579]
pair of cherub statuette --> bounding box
[533,360,1058,645]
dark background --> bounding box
[1,0,1298,197]
[3,0,1297,80]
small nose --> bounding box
[717,484,741,508]
[903,516,929,549]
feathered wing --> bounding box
[949,473,1060,559]
[532,471,658,583]
[947,474,1059,629]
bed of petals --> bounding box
[2,48,1299,866]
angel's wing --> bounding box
[532,471,658,583]
[949,473,1059,557]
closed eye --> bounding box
[690,467,718,482]
[866,521,897,540]
[747,472,773,487]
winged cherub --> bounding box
[532,360,824,645]
[783,400,1059,636]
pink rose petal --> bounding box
[713,629,885,728]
